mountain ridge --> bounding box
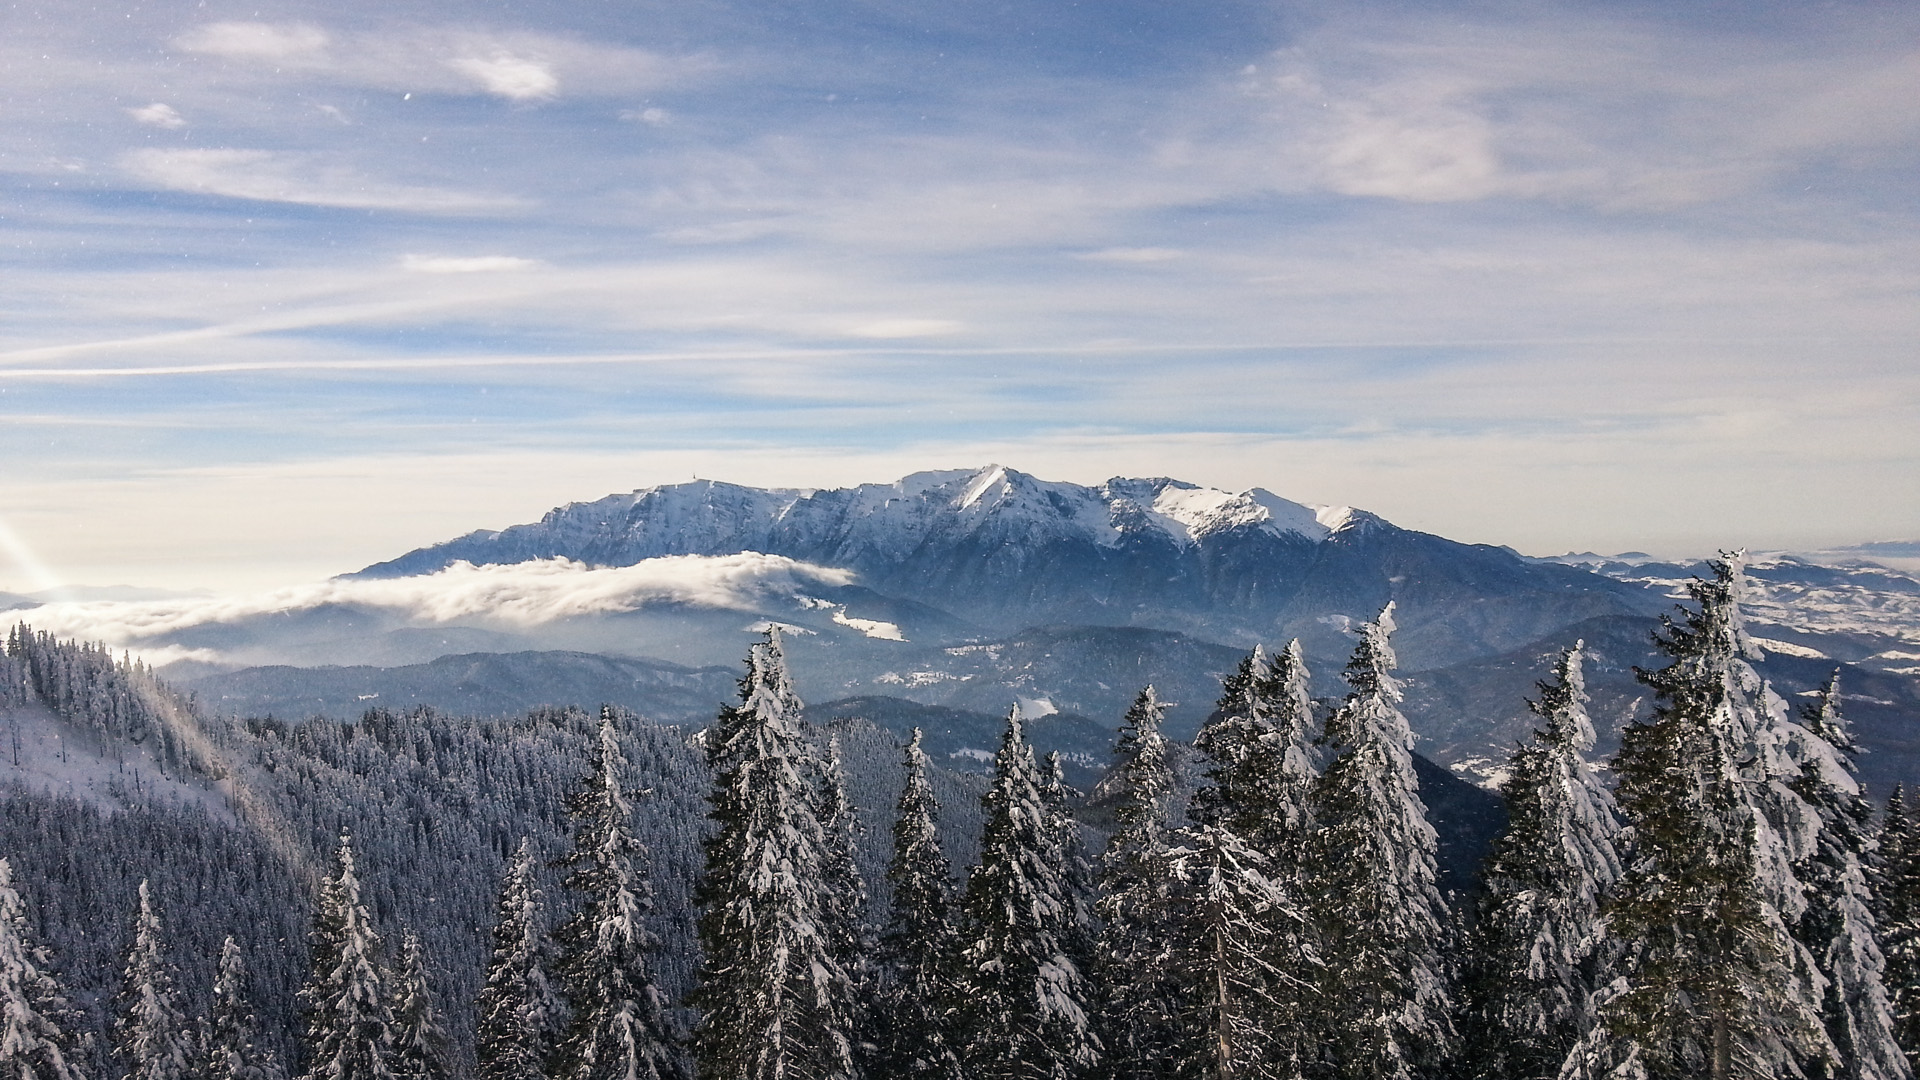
[346,464,1656,668]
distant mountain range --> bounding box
[350,465,1657,669]
[12,464,1918,794]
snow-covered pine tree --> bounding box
[300,838,396,1080]
[958,705,1100,1080]
[1880,789,1914,924]
[818,733,869,1070]
[1590,558,1830,1080]
[1190,648,1270,840]
[870,729,964,1080]
[692,629,854,1080]
[1456,644,1623,1080]
[1095,687,1183,1080]
[1789,675,1911,1080]
[1165,820,1294,1080]
[477,839,558,1080]
[388,931,447,1080]
[552,709,679,1080]
[1881,789,1920,1072]
[1246,640,1322,862]
[207,936,275,1080]
[1186,643,1323,1077]
[114,880,194,1080]
[1043,750,1097,981]
[1305,603,1453,1080]
[0,857,87,1080]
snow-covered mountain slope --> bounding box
[351,465,1654,667]
[355,467,1338,579]
[1560,553,1920,677]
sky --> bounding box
[3,0,1918,593]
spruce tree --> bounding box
[1043,750,1097,980]
[477,840,558,1080]
[300,838,396,1080]
[206,936,275,1080]
[553,709,679,1080]
[818,733,868,1068]
[1456,644,1623,1080]
[958,706,1100,1080]
[1165,821,1294,1080]
[692,630,854,1080]
[1790,675,1911,1080]
[0,857,87,1080]
[115,880,194,1080]
[870,729,963,1080]
[1879,790,1920,1072]
[1190,648,1271,839]
[1260,640,1321,858]
[1586,558,1830,1080]
[388,931,447,1080]
[1305,603,1453,1080]
[1096,688,1183,1080]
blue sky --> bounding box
[2,0,1917,591]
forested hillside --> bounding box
[3,557,1918,1080]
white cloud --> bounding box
[1077,247,1184,263]
[169,19,692,101]
[121,148,526,214]
[844,318,961,339]
[447,52,559,101]
[17,554,857,654]
[125,103,186,129]
[621,106,672,126]
[1316,100,1501,202]
[400,254,541,273]
[175,21,330,63]
[1244,16,1920,209]
[832,609,905,641]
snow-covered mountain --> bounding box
[21,465,1916,792]
[352,465,1653,668]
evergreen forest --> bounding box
[3,556,1919,1080]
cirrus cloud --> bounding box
[174,21,331,63]
[121,148,528,214]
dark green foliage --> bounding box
[1165,821,1294,1080]
[958,707,1100,1080]
[206,937,277,1080]
[0,857,88,1080]
[1305,606,1453,1080]
[1455,644,1622,1080]
[389,932,448,1080]
[691,631,853,1080]
[115,881,194,1080]
[817,735,868,1072]
[299,840,396,1080]
[1096,688,1183,1080]
[552,711,679,1080]
[476,841,556,1080]
[1788,675,1908,1080]
[1878,789,1920,1073]
[1592,560,1826,1080]
[869,729,963,1080]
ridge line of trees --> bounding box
[4,556,1920,1080]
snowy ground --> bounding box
[0,701,232,819]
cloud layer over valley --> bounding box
[12,555,857,667]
